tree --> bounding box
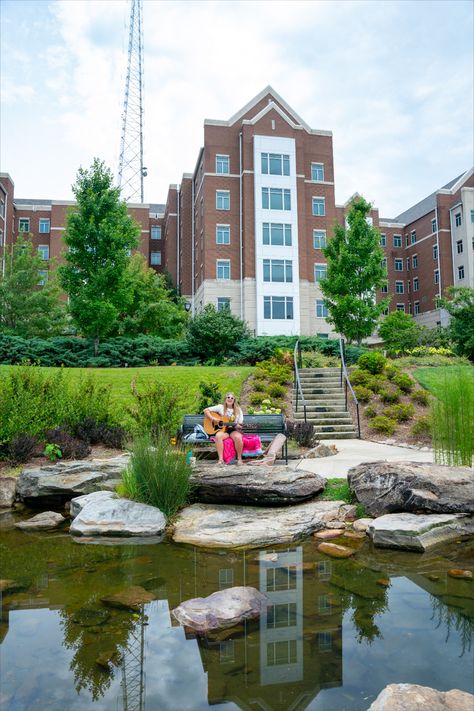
[320,196,389,344]
[0,235,66,337]
[186,304,249,363]
[378,310,421,352]
[118,253,188,337]
[438,287,474,361]
[59,158,139,353]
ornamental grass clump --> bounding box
[122,434,192,518]
[431,367,474,466]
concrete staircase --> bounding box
[292,367,358,439]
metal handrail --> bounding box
[339,338,361,438]
[293,340,307,423]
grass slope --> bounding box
[413,365,474,398]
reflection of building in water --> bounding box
[175,546,343,711]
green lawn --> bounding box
[413,365,474,398]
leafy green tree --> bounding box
[186,304,249,363]
[378,310,421,352]
[438,286,474,360]
[321,196,389,344]
[118,253,187,337]
[59,158,139,353]
[0,235,66,337]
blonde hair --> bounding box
[222,392,242,420]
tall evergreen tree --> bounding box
[59,159,139,353]
[321,196,389,344]
[0,235,66,337]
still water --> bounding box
[1,516,473,711]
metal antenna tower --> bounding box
[118,0,146,203]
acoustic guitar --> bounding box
[204,413,240,436]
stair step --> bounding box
[299,368,340,374]
[316,431,358,440]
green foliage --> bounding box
[252,379,266,392]
[380,388,401,404]
[186,305,249,363]
[0,235,66,338]
[384,364,400,380]
[383,403,415,422]
[128,379,185,437]
[392,372,415,393]
[43,427,91,459]
[320,478,352,503]
[197,381,222,413]
[349,368,371,386]
[430,367,474,466]
[229,335,367,365]
[353,385,372,403]
[437,287,474,360]
[43,443,62,461]
[59,158,140,351]
[411,416,432,438]
[368,416,397,435]
[122,434,192,518]
[267,382,287,399]
[320,197,389,344]
[255,358,292,385]
[250,391,266,406]
[410,389,430,406]
[378,311,421,352]
[366,375,384,393]
[364,405,377,419]
[417,325,452,349]
[358,351,386,374]
[287,421,315,447]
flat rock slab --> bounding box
[16,455,130,504]
[172,586,269,633]
[70,497,166,537]
[348,461,474,517]
[368,512,474,551]
[172,500,346,549]
[317,542,356,558]
[367,683,474,710]
[101,586,155,611]
[15,511,65,530]
[314,529,345,540]
[70,490,118,518]
[190,465,325,506]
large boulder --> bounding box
[70,497,166,537]
[190,464,325,505]
[0,477,17,508]
[70,490,118,518]
[172,586,269,633]
[16,455,130,506]
[367,683,474,710]
[172,500,348,548]
[368,512,474,551]
[347,461,474,517]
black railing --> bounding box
[293,340,307,423]
[339,338,361,438]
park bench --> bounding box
[179,413,288,464]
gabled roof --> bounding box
[394,168,472,225]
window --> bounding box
[266,565,297,591]
[38,245,49,260]
[267,640,297,666]
[38,270,48,286]
[381,257,387,269]
[433,244,438,260]
[313,230,326,249]
[19,217,30,232]
[267,603,297,629]
[317,560,331,580]
[381,284,388,293]
[382,307,389,316]
[471,210,474,224]
[405,235,409,247]
[414,301,420,315]
[263,296,294,320]
[263,223,292,246]
[412,254,418,269]
[216,154,229,174]
[312,197,325,216]
[395,281,404,294]
[431,218,437,233]
[394,258,403,271]
[406,257,410,270]
[263,259,293,283]
[316,300,328,317]
[39,218,50,234]
[318,631,332,652]
[216,259,230,279]
[319,595,331,615]
[408,302,413,314]
[216,190,230,210]
[0,201,4,217]
[216,225,230,245]
[411,230,417,244]
[455,212,462,227]
[393,234,402,248]
[413,277,419,292]
[314,263,327,282]
[396,303,405,312]
[311,163,324,181]
[458,265,465,280]
[0,229,3,246]
[218,568,233,589]
[151,225,162,239]
[217,297,230,311]
[220,640,235,663]
[261,152,290,176]
[150,251,161,265]
[262,187,291,210]
[407,280,411,293]
[434,269,439,284]
[380,233,386,247]
[456,240,463,254]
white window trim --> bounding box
[313,229,327,249]
[395,280,404,294]
[216,259,231,280]
[312,196,326,217]
[216,154,230,174]
[38,244,49,260]
[311,162,325,181]
[216,190,230,210]
[314,262,327,282]
[216,224,230,245]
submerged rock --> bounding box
[313,529,344,540]
[367,683,474,710]
[447,569,473,580]
[70,497,166,537]
[15,511,65,530]
[72,607,111,627]
[101,586,155,611]
[172,586,269,633]
[317,542,356,558]
[368,513,474,552]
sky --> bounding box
[1,0,473,218]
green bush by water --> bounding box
[430,367,474,466]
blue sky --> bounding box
[1,0,473,217]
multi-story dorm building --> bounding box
[1,87,473,336]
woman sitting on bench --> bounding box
[204,392,244,466]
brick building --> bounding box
[1,86,473,336]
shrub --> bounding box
[267,382,287,399]
[256,358,292,385]
[43,427,91,459]
[197,381,222,413]
[431,367,474,466]
[121,434,192,518]
[384,364,400,380]
[128,379,185,438]
[252,379,266,392]
[383,403,415,422]
[411,389,430,406]
[358,351,386,374]
[378,310,422,352]
[286,421,315,447]
[250,392,266,406]
[7,434,38,464]
[353,385,372,403]
[392,373,415,393]
[72,418,126,449]
[186,305,249,363]
[411,416,432,438]
[43,443,62,461]
[364,405,377,419]
[366,375,384,393]
[380,389,401,404]
[368,416,397,435]
[349,369,371,386]
[301,351,330,368]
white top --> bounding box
[207,404,243,424]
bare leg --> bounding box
[230,431,244,464]
[214,431,229,463]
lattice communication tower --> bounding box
[118,0,146,203]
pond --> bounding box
[0,515,473,711]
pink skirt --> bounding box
[222,434,263,464]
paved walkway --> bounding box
[293,439,434,479]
